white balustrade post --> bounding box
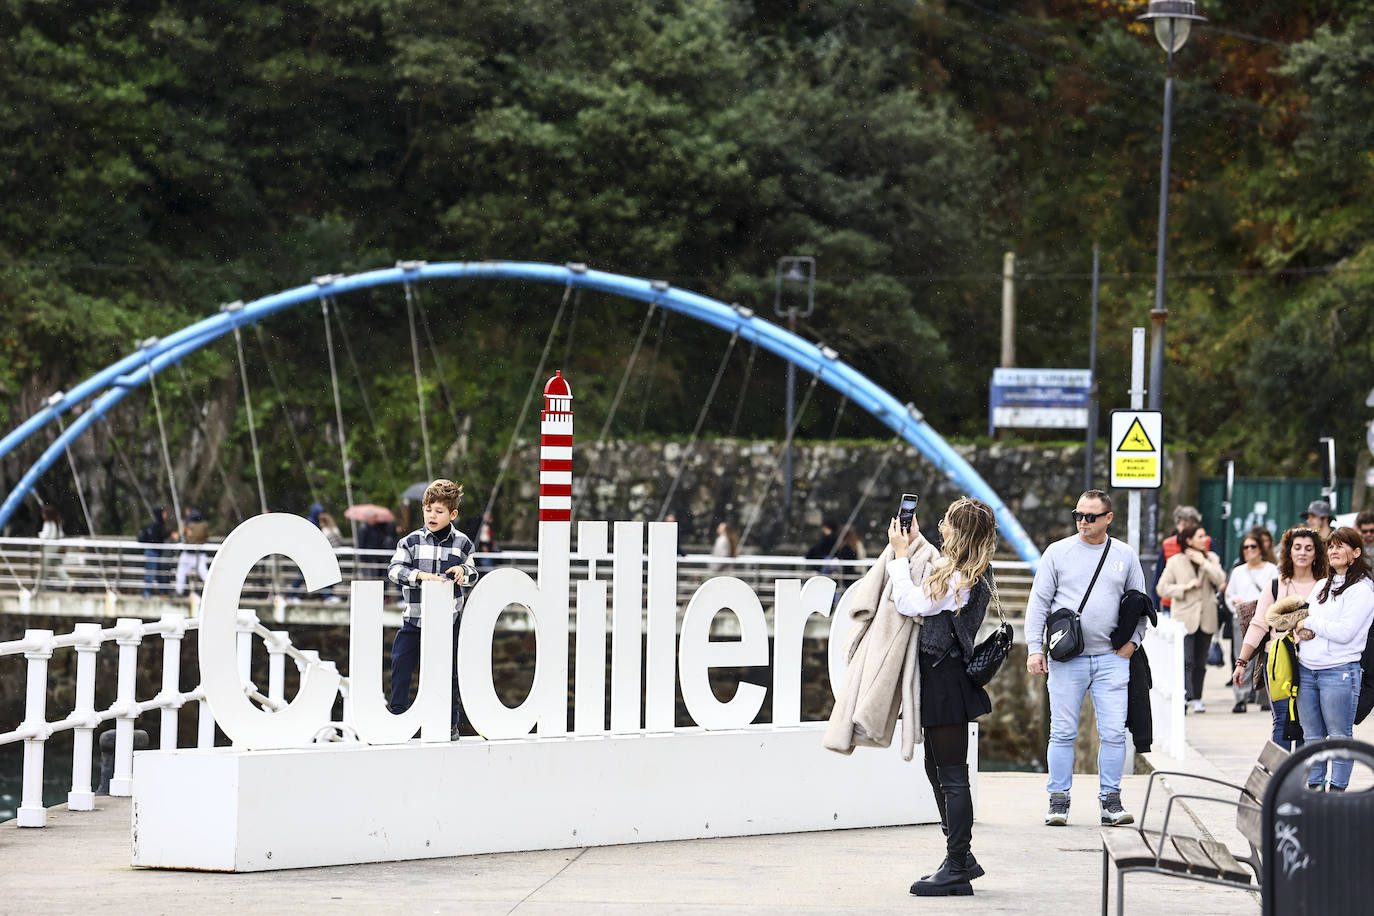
[68,622,103,811]
[197,695,215,748]
[236,609,259,686]
[158,612,187,749]
[110,617,142,796]
[18,629,54,827]
[267,630,289,705]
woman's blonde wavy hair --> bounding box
[922,497,998,609]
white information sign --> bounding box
[1110,409,1162,489]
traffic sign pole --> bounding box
[1127,329,1145,554]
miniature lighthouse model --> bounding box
[539,370,573,522]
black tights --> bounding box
[923,723,969,768]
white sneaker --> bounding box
[1189,699,1205,714]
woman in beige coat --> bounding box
[1157,523,1227,711]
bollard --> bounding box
[97,728,149,796]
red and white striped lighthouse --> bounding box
[539,370,573,522]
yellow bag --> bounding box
[1267,632,1299,700]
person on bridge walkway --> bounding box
[174,507,210,596]
[884,498,998,898]
[1025,489,1145,829]
[387,479,476,741]
[138,506,175,597]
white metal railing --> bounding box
[1143,614,1189,759]
[0,611,349,827]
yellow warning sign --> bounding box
[1116,417,1156,452]
[1114,456,1158,480]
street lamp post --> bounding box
[1136,0,1206,566]
[774,256,816,523]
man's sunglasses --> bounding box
[1361,527,1374,536]
[1071,511,1108,524]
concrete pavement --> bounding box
[10,660,1374,915]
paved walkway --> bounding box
[5,668,1371,915]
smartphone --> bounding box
[897,493,919,533]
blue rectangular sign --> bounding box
[989,368,1092,434]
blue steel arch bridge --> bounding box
[0,261,1042,569]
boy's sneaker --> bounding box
[1045,792,1070,826]
[1100,792,1134,826]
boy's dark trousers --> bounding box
[389,615,462,726]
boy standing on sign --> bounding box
[387,478,477,740]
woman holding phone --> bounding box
[886,497,998,897]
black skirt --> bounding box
[919,647,992,727]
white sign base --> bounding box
[131,723,975,871]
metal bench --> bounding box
[1099,740,1288,914]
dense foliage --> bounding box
[1,0,1371,533]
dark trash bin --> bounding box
[1262,737,1374,916]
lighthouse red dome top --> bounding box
[544,370,572,398]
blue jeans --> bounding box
[1046,651,1131,800]
[389,617,462,727]
[1295,661,1361,789]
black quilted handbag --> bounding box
[966,583,1014,687]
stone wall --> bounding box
[498,438,1107,554]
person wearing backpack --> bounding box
[1292,527,1374,791]
[1233,527,1326,750]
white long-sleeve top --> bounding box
[887,557,970,618]
[1300,574,1374,669]
[1225,561,1278,613]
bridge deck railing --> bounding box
[0,536,1035,616]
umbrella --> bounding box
[401,481,429,501]
[345,504,395,524]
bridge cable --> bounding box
[737,372,821,551]
[321,296,359,552]
[725,341,759,438]
[410,282,466,447]
[106,431,156,522]
[231,325,270,515]
[251,324,322,507]
[828,393,849,441]
[656,328,741,521]
[329,301,402,499]
[825,432,902,560]
[703,339,761,527]
[558,289,583,370]
[635,308,670,433]
[480,282,574,528]
[173,363,245,523]
[574,300,660,519]
[402,281,434,482]
[51,414,114,591]
[143,349,185,540]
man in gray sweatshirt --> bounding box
[1025,489,1147,827]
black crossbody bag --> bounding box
[1045,538,1112,662]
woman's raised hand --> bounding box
[887,517,911,556]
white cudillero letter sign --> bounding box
[131,372,973,872]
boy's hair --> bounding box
[422,478,463,511]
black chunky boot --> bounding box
[911,765,978,896]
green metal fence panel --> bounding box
[1198,477,1353,564]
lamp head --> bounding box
[1138,1,1207,54]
